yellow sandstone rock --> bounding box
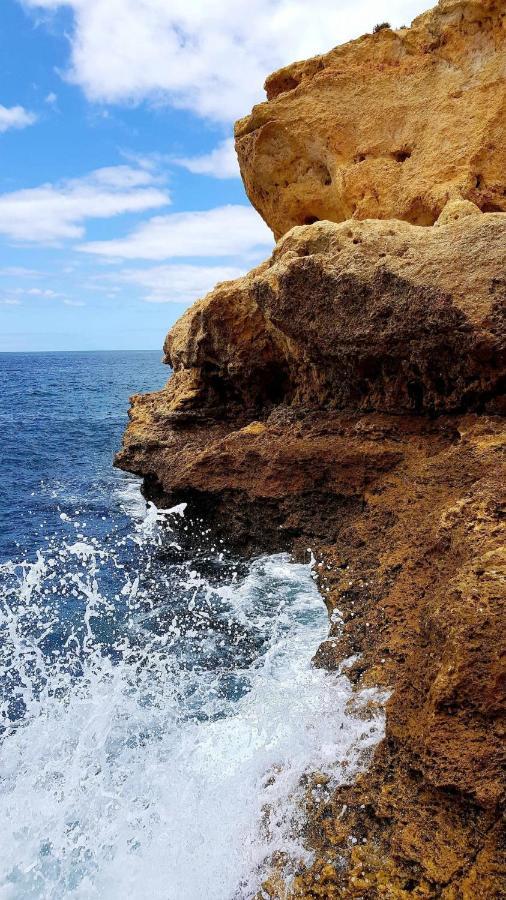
[235,0,506,239]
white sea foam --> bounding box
[0,509,386,900]
[114,476,148,521]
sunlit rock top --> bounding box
[235,0,506,239]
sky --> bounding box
[0,0,430,352]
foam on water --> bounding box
[0,497,386,900]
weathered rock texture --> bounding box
[235,0,506,239]
[117,2,505,896]
[161,213,505,418]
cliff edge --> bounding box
[117,1,505,896]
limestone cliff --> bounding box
[235,0,506,239]
[117,1,505,896]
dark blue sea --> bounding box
[0,351,169,564]
[0,351,383,899]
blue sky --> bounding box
[0,0,428,352]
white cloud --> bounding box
[176,138,239,179]
[23,1,432,122]
[0,166,169,242]
[78,205,273,260]
[115,263,246,303]
[0,104,37,132]
[0,266,42,277]
[91,165,158,189]
[0,283,88,307]
[24,287,60,297]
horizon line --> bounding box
[0,348,165,354]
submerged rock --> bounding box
[117,1,505,896]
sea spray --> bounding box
[1,500,386,900]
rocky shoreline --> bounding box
[116,2,505,896]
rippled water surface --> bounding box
[0,352,385,899]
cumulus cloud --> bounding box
[0,166,169,242]
[0,104,37,132]
[114,263,245,303]
[78,205,273,260]
[23,1,430,121]
[176,138,240,179]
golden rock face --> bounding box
[235,0,506,239]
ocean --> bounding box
[0,351,385,899]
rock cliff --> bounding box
[235,0,506,239]
[117,1,505,896]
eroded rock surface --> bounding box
[121,214,505,438]
[235,0,506,238]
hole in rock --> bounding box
[280,76,300,93]
[404,200,438,227]
[266,74,300,100]
[392,149,412,163]
[303,215,320,225]
[312,162,332,187]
